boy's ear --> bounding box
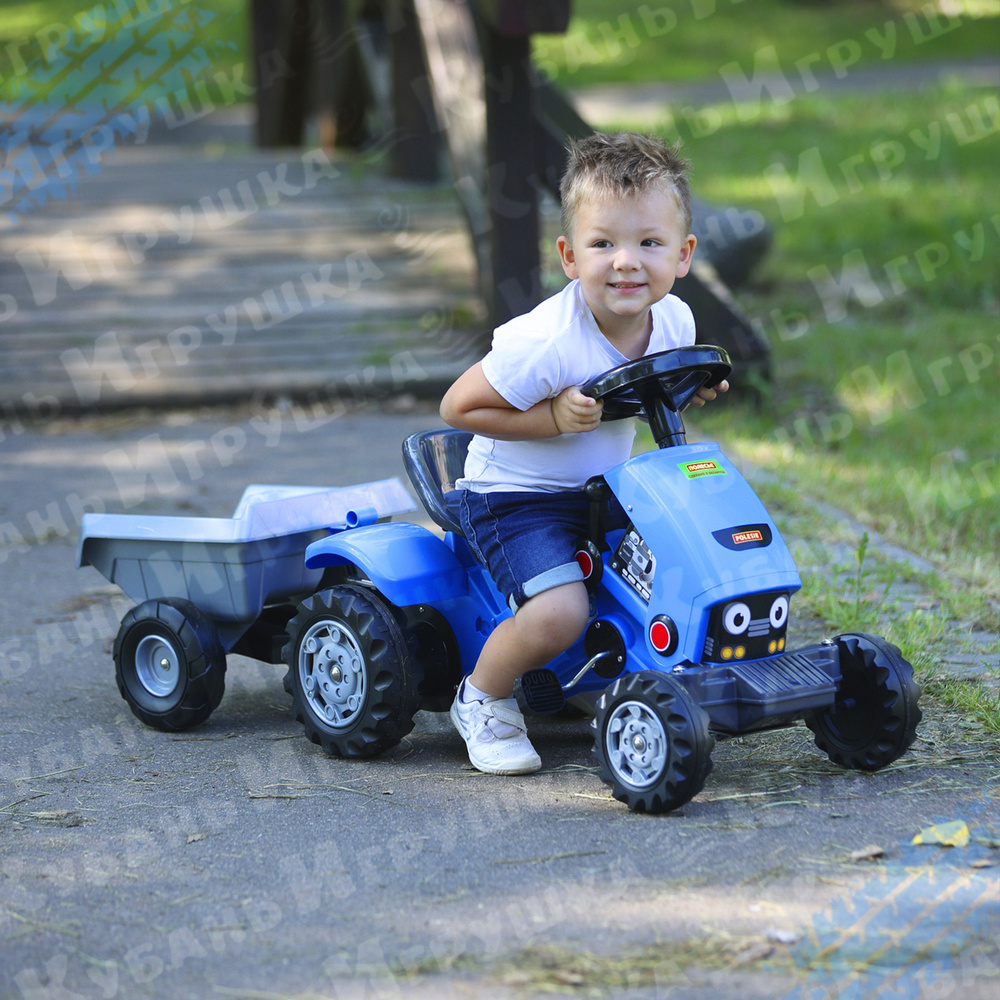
[556,235,578,279]
[675,234,697,278]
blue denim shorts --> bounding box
[458,489,627,610]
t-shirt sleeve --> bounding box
[480,323,563,412]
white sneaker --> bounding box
[450,679,542,775]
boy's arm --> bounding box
[440,362,602,440]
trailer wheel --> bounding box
[282,585,418,757]
[805,632,921,771]
[114,598,226,731]
[593,671,714,814]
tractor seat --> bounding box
[402,428,472,536]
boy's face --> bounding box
[557,186,696,344]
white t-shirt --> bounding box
[459,280,696,492]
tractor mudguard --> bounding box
[304,522,468,606]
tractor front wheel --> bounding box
[805,632,921,771]
[593,671,714,814]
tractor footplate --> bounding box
[683,643,841,732]
[728,644,840,721]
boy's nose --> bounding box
[613,248,639,270]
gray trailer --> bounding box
[77,479,415,730]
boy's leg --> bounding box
[469,580,590,697]
[451,490,592,775]
[450,581,590,775]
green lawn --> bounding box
[532,0,1000,86]
[4,0,997,98]
[0,0,246,102]
[647,79,1000,600]
[534,3,1000,601]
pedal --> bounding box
[516,668,565,715]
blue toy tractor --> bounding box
[81,346,922,814]
[287,346,922,812]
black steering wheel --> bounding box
[582,345,732,448]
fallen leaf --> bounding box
[849,844,885,862]
[911,820,970,848]
[186,833,205,844]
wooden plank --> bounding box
[385,0,442,181]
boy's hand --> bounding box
[688,379,730,408]
[552,387,603,434]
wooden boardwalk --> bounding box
[1,116,483,418]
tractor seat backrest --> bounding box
[401,429,472,535]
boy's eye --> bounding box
[592,239,612,248]
[641,238,661,247]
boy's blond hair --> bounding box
[559,132,693,243]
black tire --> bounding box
[281,585,418,757]
[114,598,226,731]
[403,604,463,713]
[805,632,922,771]
[592,671,714,814]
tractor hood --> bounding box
[602,442,801,610]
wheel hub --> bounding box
[134,634,181,698]
[298,620,366,730]
[605,700,668,789]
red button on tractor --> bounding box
[649,615,678,656]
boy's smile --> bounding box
[557,187,696,353]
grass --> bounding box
[923,668,1000,732]
[0,0,246,103]
[397,936,794,992]
[800,541,1000,734]
[728,474,1000,735]
[607,65,1000,727]
[540,6,1000,606]
[533,0,1000,87]
[3,0,998,101]
[537,5,1000,601]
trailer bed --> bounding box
[77,479,415,647]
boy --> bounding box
[439,131,727,775]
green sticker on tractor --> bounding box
[679,459,726,480]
